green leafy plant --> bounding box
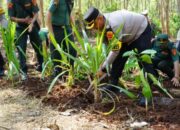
[123,49,173,111]
[0,21,20,81]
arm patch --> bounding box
[171,48,177,56]
[8,2,13,9]
[112,41,122,51]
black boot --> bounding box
[0,68,4,77]
[102,78,120,93]
[137,93,152,107]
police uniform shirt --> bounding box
[48,0,70,26]
[104,10,148,44]
[153,41,179,62]
[8,0,39,25]
[101,10,148,69]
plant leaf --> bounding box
[123,50,136,57]
[140,54,152,64]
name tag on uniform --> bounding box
[25,3,31,7]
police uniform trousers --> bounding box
[110,24,158,84]
[50,25,77,75]
[16,26,43,73]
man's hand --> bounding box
[96,70,105,78]
[28,23,33,32]
[24,17,32,24]
[171,77,180,87]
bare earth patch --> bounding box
[0,83,119,130]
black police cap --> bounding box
[83,7,100,29]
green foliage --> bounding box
[105,3,118,12]
[0,21,20,80]
[170,14,180,37]
[140,54,152,64]
[47,23,136,108]
[124,56,138,73]
[123,49,172,110]
[148,73,173,99]
[47,31,74,92]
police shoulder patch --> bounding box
[32,0,37,6]
[8,2,13,9]
[171,48,177,56]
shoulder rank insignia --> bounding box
[32,0,37,6]
[171,48,177,56]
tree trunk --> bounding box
[78,0,81,12]
[177,0,180,13]
[165,0,170,35]
[160,0,166,33]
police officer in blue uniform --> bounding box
[83,7,158,92]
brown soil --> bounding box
[0,44,180,129]
[1,71,180,130]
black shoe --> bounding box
[49,70,63,80]
[102,85,120,94]
[103,77,120,93]
[0,69,4,77]
[137,95,152,107]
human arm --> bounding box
[28,13,38,32]
[46,0,58,36]
[170,45,180,86]
[7,1,31,24]
[101,50,119,70]
[10,16,31,24]
[171,61,180,87]
[46,11,54,37]
[28,0,40,32]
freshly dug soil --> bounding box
[1,75,179,129]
